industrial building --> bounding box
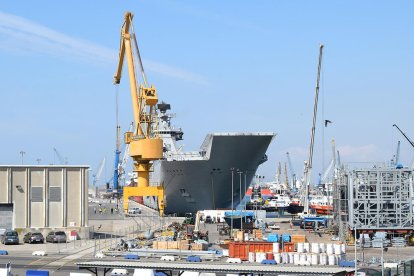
[0,165,89,230]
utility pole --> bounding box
[230,168,235,237]
[238,170,243,232]
[19,151,25,165]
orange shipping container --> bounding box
[284,242,294,252]
[229,242,273,261]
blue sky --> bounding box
[1,1,413,184]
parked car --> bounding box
[127,207,142,216]
[23,232,44,244]
[1,230,19,245]
[46,231,67,243]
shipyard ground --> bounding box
[1,208,413,275]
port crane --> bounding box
[93,157,106,187]
[53,147,68,165]
[393,124,414,148]
[302,44,324,214]
[286,152,297,190]
[114,12,165,215]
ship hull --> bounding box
[148,133,275,214]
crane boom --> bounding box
[303,44,324,214]
[393,124,414,148]
[114,12,165,215]
[286,152,297,189]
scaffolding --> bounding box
[349,168,414,230]
[334,165,414,243]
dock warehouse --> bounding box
[0,165,89,230]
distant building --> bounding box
[0,165,89,230]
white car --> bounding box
[128,207,142,216]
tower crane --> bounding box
[113,12,165,215]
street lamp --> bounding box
[19,151,26,165]
[230,168,235,237]
[238,170,243,231]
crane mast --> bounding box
[303,44,324,214]
[113,12,165,215]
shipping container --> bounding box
[229,242,273,260]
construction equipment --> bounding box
[93,157,106,187]
[391,141,401,167]
[286,152,297,190]
[114,12,165,215]
[53,147,68,165]
[393,124,414,148]
[303,44,324,214]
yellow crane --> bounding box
[113,11,165,215]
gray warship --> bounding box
[147,103,275,214]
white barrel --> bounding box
[311,243,320,253]
[311,254,318,265]
[306,253,312,263]
[293,253,300,264]
[319,253,328,265]
[297,242,304,253]
[288,252,294,264]
[326,243,333,255]
[281,252,289,264]
[303,243,310,253]
[340,243,346,254]
[272,242,280,253]
[319,243,326,253]
[256,252,266,263]
[328,254,336,265]
[248,252,255,263]
[300,253,307,263]
[334,243,341,255]
[274,253,281,264]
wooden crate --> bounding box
[291,235,306,243]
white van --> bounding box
[128,207,142,216]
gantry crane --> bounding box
[113,12,165,215]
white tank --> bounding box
[288,252,294,264]
[293,253,300,264]
[334,243,341,255]
[274,253,281,264]
[248,252,255,263]
[328,254,336,265]
[311,243,320,253]
[319,243,326,253]
[311,254,318,265]
[272,242,280,253]
[303,242,310,253]
[341,243,346,254]
[297,242,304,253]
[326,243,333,255]
[319,253,328,265]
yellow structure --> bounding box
[113,12,165,215]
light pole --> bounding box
[19,151,25,165]
[354,225,357,275]
[230,168,235,237]
[238,170,243,231]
